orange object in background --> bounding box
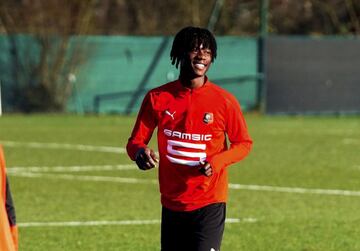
[0,145,18,251]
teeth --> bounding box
[195,63,205,69]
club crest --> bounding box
[203,112,213,124]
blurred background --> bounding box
[1,2,360,250]
[0,0,359,115]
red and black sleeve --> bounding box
[126,92,158,160]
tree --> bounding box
[269,0,360,35]
[1,0,359,113]
[0,0,96,112]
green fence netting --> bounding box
[0,35,259,114]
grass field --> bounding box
[1,113,360,251]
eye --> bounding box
[203,50,212,56]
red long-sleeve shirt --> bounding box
[127,78,252,211]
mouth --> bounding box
[194,63,206,70]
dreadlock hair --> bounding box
[170,26,217,69]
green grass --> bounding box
[1,114,360,251]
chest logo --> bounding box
[164,110,176,120]
[203,112,214,124]
[166,140,207,166]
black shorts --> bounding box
[161,203,226,251]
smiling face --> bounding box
[170,27,217,87]
[182,43,212,78]
[189,43,212,76]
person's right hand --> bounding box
[135,147,159,170]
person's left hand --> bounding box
[199,161,212,177]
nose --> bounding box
[195,48,211,60]
[195,49,206,59]
[196,53,205,60]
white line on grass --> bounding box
[229,183,360,197]
[9,172,360,197]
[18,218,257,228]
[0,140,126,154]
[10,172,157,184]
[7,164,137,173]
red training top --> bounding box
[127,78,252,211]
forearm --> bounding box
[6,176,19,250]
[208,141,252,170]
[126,92,157,161]
[5,176,16,226]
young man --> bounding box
[127,26,252,251]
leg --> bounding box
[191,203,226,251]
[161,206,191,251]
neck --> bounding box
[179,73,206,89]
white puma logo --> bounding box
[165,110,176,120]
